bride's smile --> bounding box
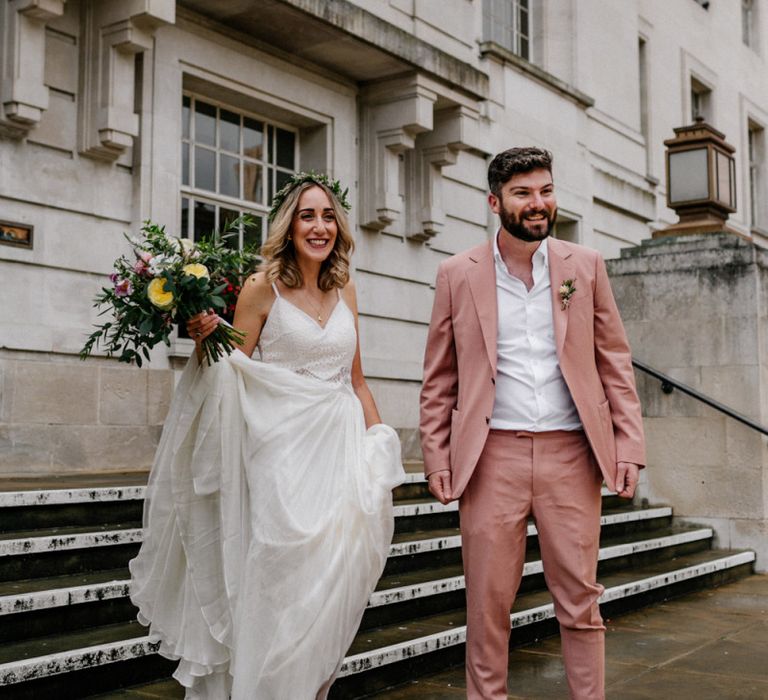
[293,186,338,264]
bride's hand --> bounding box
[186,310,219,347]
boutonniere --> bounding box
[558,278,576,310]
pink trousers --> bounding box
[460,429,605,700]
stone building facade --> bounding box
[1,0,767,475]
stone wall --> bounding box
[0,351,170,474]
[608,233,768,571]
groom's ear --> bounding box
[488,192,501,214]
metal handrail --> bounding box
[632,358,768,436]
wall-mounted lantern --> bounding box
[656,117,739,238]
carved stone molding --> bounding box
[79,0,174,161]
[360,75,438,232]
[407,105,483,241]
[0,0,67,138]
[361,74,486,240]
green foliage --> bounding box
[268,171,351,222]
[80,216,259,366]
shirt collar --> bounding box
[493,230,550,269]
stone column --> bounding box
[607,233,768,571]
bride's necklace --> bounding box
[300,288,327,323]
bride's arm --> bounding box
[231,272,274,358]
[343,278,383,429]
[187,272,273,362]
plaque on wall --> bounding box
[0,221,33,248]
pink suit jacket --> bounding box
[419,237,646,498]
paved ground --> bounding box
[374,575,768,700]
[96,574,768,699]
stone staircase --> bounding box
[0,465,756,699]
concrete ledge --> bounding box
[479,41,594,108]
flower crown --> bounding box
[268,171,351,222]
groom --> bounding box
[419,147,645,699]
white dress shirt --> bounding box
[489,234,582,431]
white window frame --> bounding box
[180,92,300,249]
[690,77,712,122]
[748,120,765,231]
[742,0,756,48]
[483,0,532,61]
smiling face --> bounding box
[291,185,338,265]
[489,168,557,243]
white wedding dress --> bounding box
[129,286,405,699]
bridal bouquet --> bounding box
[80,219,258,366]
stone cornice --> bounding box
[281,0,488,98]
[479,40,594,109]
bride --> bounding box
[129,173,405,699]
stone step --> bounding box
[330,548,756,698]
[0,525,710,644]
[362,523,713,630]
[0,525,141,583]
[0,548,752,698]
[373,525,713,608]
[0,476,620,532]
[0,569,130,615]
[384,504,673,576]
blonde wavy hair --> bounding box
[259,180,354,291]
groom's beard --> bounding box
[499,206,557,243]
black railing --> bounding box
[632,358,768,437]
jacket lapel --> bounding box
[466,243,498,375]
[547,238,575,359]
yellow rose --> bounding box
[147,277,174,310]
[182,263,209,279]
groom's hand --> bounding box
[428,470,453,504]
[615,462,640,499]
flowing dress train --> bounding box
[129,288,405,698]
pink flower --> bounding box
[133,260,149,276]
[114,279,133,297]
[139,251,153,264]
[109,272,119,284]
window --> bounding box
[638,37,653,177]
[483,0,531,60]
[748,121,765,229]
[742,0,756,47]
[690,78,712,122]
[180,94,298,248]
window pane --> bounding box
[182,95,190,140]
[220,109,240,153]
[267,125,274,163]
[219,154,240,198]
[715,151,732,207]
[194,100,216,146]
[182,143,189,186]
[193,201,216,242]
[243,162,264,204]
[195,146,216,192]
[668,148,709,203]
[276,128,296,168]
[181,197,190,238]
[275,169,292,197]
[220,207,241,249]
[244,118,264,160]
[244,216,263,250]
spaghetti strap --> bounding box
[336,288,342,301]
[271,282,281,298]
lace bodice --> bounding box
[257,286,357,384]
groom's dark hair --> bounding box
[488,147,553,196]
